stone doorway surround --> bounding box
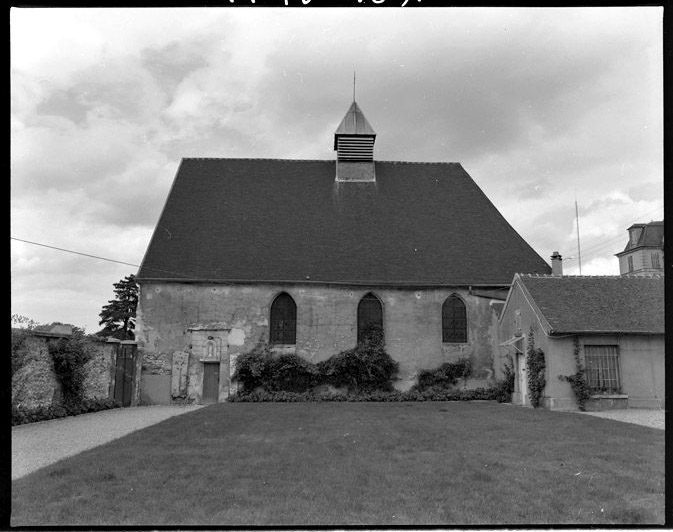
[188,326,232,403]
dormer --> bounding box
[334,101,376,182]
[627,224,646,247]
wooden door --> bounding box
[114,343,137,407]
[202,362,220,404]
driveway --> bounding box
[575,408,664,430]
[12,405,204,480]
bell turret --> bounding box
[334,101,376,182]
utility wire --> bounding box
[559,204,664,259]
[10,237,190,279]
[562,234,627,263]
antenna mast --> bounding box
[575,199,582,275]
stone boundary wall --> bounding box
[12,331,118,410]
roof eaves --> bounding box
[549,329,664,336]
[616,244,663,256]
[136,277,512,289]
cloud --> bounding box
[9,7,663,333]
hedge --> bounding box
[229,387,503,403]
[12,398,121,426]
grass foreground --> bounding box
[11,401,665,526]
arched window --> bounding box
[442,295,467,343]
[357,292,383,344]
[270,293,297,345]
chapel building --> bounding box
[135,101,551,404]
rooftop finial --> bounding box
[353,70,356,102]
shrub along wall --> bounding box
[233,340,399,396]
[12,330,120,425]
[231,345,511,403]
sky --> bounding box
[11,6,664,334]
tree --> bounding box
[97,274,138,340]
[11,314,39,330]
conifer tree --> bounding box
[98,274,138,340]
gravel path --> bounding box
[574,409,664,430]
[12,405,204,480]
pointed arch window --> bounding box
[357,292,383,344]
[442,295,467,343]
[270,293,296,345]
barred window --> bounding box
[270,293,296,345]
[357,293,383,344]
[584,345,621,394]
[442,295,467,343]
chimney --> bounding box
[551,251,563,276]
[334,101,376,182]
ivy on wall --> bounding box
[526,329,546,408]
[558,336,591,411]
[48,329,92,408]
[415,359,472,391]
[233,341,399,394]
[495,353,515,403]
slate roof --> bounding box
[516,274,664,334]
[619,221,664,253]
[137,159,551,285]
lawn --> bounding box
[11,402,665,526]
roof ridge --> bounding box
[181,157,462,165]
[522,273,662,279]
[184,157,331,162]
[377,160,461,165]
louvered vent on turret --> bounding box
[334,101,376,182]
[336,136,375,161]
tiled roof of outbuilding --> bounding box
[137,158,551,285]
[517,274,664,334]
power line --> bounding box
[559,204,664,259]
[10,237,190,278]
[12,237,140,267]
[562,234,627,263]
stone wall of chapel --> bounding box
[136,282,501,402]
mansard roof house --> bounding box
[136,101,550,404]
[615,220,664,276]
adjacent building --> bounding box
[498,274,664,410]
[616,220,664,276]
